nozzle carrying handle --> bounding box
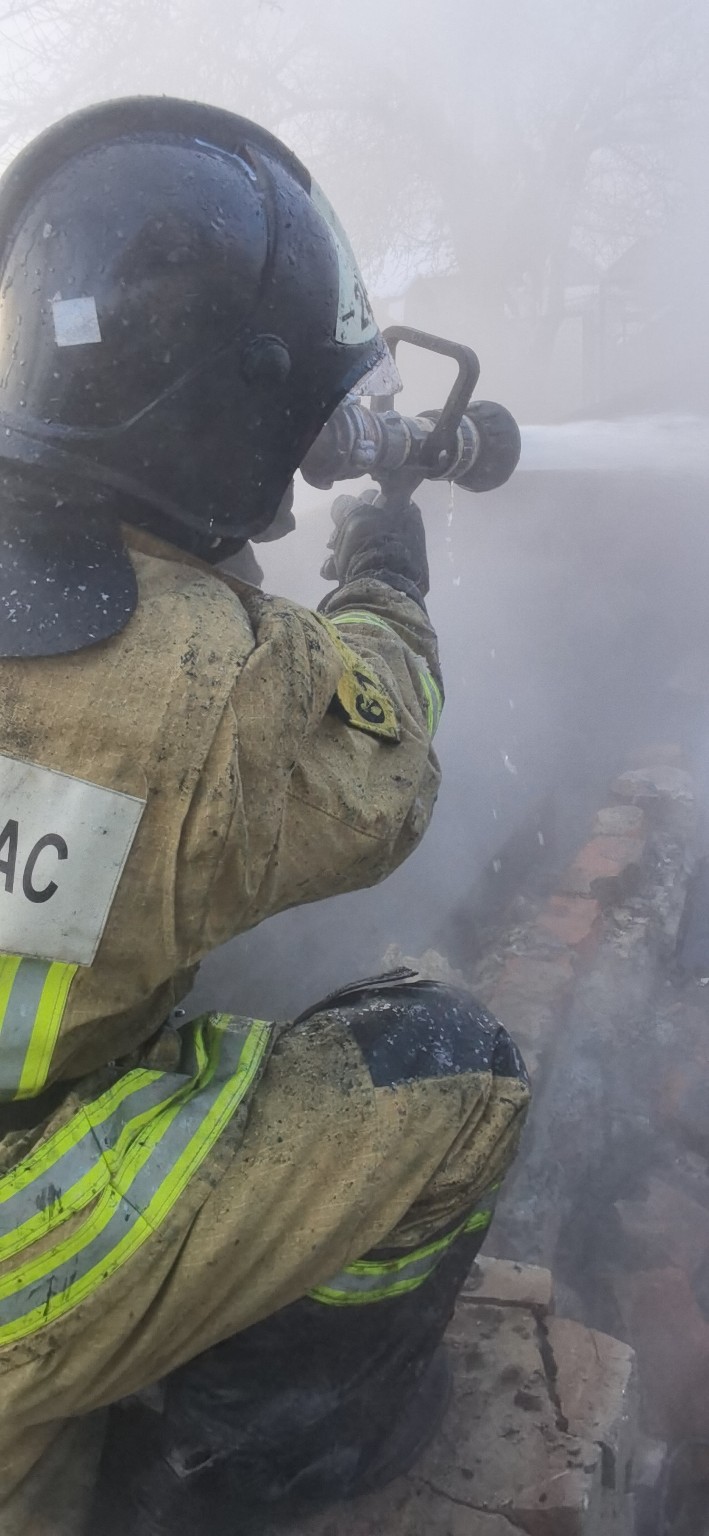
[375,326,480,475]
[300,324,520,511]
[369,326,480,512]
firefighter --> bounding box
[0,98,530,1535]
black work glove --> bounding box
[321,489,430,603]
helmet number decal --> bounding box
[310,182,378,348]
[52,296,102,348]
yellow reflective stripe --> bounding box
[407,655,443,737]
[309,1188,498,1306]
[466,1210,491,1231]
[0,1050,205,1265]
[0,954,77,1101]
[0,1016,270,1344]
[0,955,23,1096]
[313,1272,439,1306]
[135,1017,267,1231]
[417,669,438,734]
[0,1018,210,1237]
[0,1100,193,1311]
[0,1072,183,1266]
[0,1070,166,1209]
[0,1027,211,1262]
[1,1024,266,1344]
[418,669,434,734]
[0,955,22,1026]
[17,961,77,1098]
[413,664,439,737]
[329,611,398,637]
[330,611,443,737]
[0,1037,217,1301]
[340,1220,469,1279]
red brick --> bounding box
[593,804,646,839]
[488,954,574,1044]
[615,1177,709,1278]
[612,1267,709,1441]
[491,952,575,1003]
[661,1062,709,1157]
[463,1257,553,1312]
[612,765,694,806]
[488,997,555,1047]
[534,894,602,957]
[560,834,645,904]
[547,1318,636,1478]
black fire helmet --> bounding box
[0,96,388,656]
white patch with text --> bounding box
[0,753,145,965]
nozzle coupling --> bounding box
[302,398,521,495]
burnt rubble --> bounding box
[384,745,709,1532]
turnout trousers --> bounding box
[0,979,530,1535]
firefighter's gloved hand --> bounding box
[321,489,429,603]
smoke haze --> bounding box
[3,4,709,1495]
[0,0,693,1007]
[1,0,706,1042]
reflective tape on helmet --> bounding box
[0,955,77,1101]
[308,1187,498,1307]
[328,611,443,736]
[0,1013,270,1344]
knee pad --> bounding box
[298,974,527,1089]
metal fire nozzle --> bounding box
[302,397,522,494]
[302,325,521,512]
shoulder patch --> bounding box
[315,615,400,744]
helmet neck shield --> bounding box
[0,494,137,658]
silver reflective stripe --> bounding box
[0,954,78,1102]
[0,959,50,1097]
[309,1188,497,1306]
[315,1243,448,1301]
[0,1015,271,1343]
[329,611,443,737]
[0,1070,184,1252]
